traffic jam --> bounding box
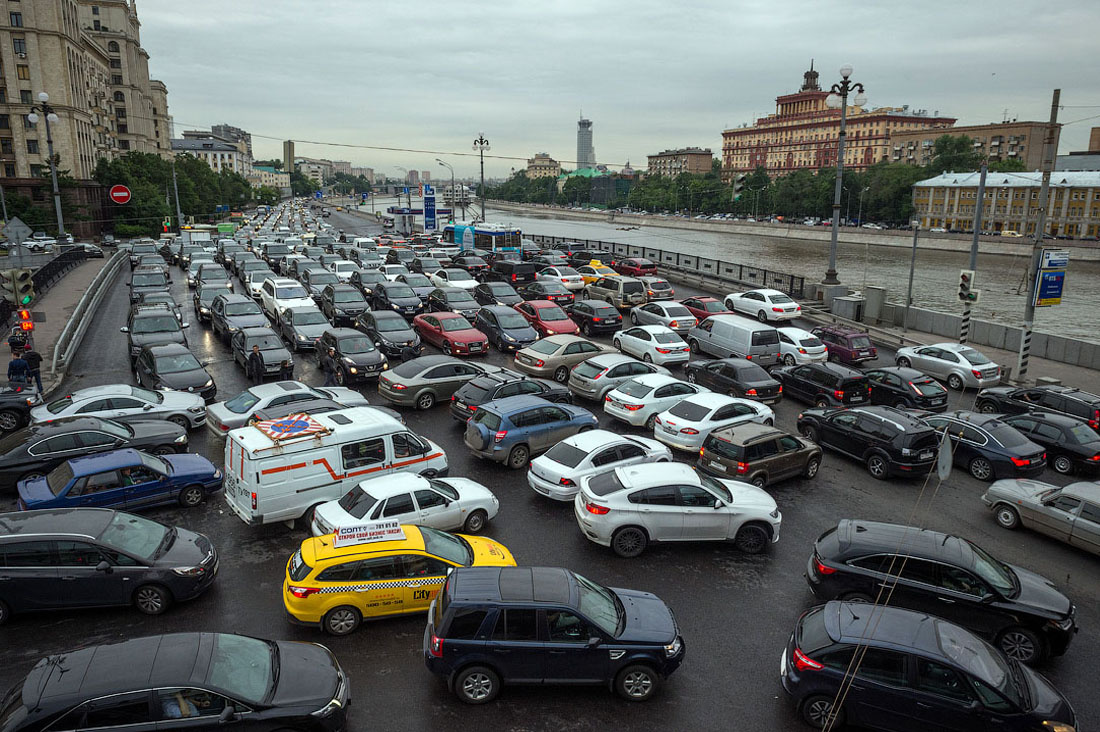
[1,199,1098,731]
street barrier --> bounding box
[51,250,126,375]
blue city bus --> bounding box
[443,223,522,253]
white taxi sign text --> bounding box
[332,520,406,548]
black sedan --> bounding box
[319,328,389,384]
[473,305,539,352]
[0,416,186,489]
[684,359,782,404]
[427,287,480,320]
[0,629,349,730]
[372,281,425,318]
[0,383,37,433]
[519,280,575,309]
[865,366,948,412]
[473,281,522,307]
[277,306,330,351]
[350,269,388,298]
[1001,411,1100,475]
[354,310,423,360]
[921,410,1047,481]
[451,253,489,278]
[396,272,436,300]
[134,343,216,401]
[230,327,294,378]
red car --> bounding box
[680,296,734,322]
[514,300,580,337]
[413,312,489,356]
[612,257,658,277]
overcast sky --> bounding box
[139,0,1099,179]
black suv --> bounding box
[121,303,189,366]
[796,405,939,479]
[483,259,537,285]
[865,366,949,412]
[570,299,623,336]
[976,384,1100,429]
[354,310,423,360]
[0,384,42,433]
[773,362,871,408]
[920,410,1048,481]
[319,283,369,325]
[317,328,388,384]
[450,373,570,421]
[807,519,1078,665]
[424,566,685,703]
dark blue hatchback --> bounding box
[473,305,539,352]
[17,448,222,512]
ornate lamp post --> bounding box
[26,92,66,239]
[473,133,490,222]
[822,66,867,285]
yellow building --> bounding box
[913,171,1100,238]
[525,152,560,179]
[890,121,1054,170]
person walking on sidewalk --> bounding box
[23,349,43,393]
[320,347,338,387]
[7,352,30,386]
[247,345,265,386]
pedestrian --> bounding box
[247,344,265,386]
[279,359,294,381]
[23,348,43,393]
[320,347,338,387]
[7,351,30,385]
[399,343,419,363]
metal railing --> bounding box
[526,234,806,298]
[1,247,89,333]
[51,250,127,375]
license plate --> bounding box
[932,398,945,405]
[663,425,677,434]
[919,451,933,460]
[455,401,466,409]
[708,460,725,471]
[470,344,482,351]
[849,395,864,403]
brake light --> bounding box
[392,383,407,390]
[429,633,443,658]
[584,501,610,515]
[668,320,678,328]
[1089,454,1100,461]
[251,492,257,510]
[814,556,837,575]
[1091,410,1099,429]
[746,388,758,396]
[793,648,823,672]
[593,317,601,322]
[1010,456,1031,467]
[558,477,576,487]
[772,307,783,312]
[288,586,320,599]
[623,403,643,411]
[972,369,982,378]
[909,381,922,395]
[778,385,783,393]
[654,417,662,425]
[699,447,705,457]
[745,355,753,360]
[798,348,807,354]
[592,371,603,380]
[534,359,545,367]
[796,306,801,311]
[561,278,569,283]
[494,430,508,443]
[833,390,845,400]
[511,274,517,281]
[680,428,699,435]
[736,461,749,474]
[219,423,230,432]
[656,347,672,354]
[668,289,674,296]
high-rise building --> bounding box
[647,148,713,177]
[283,140,295,173]
[421,171,431,183]
[406,170,419,185]
[331,160,351,175]
[576,116,595,169]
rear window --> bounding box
[988,425,1030,449]
[472,409,502,432]
[288,550,312,581]
[543,442,588,468]
[458,382,493,402]
[849,335,873,349]
[751,329,780,346]
[665,305,691,318]
[959,347,991,365]
[615,380,655,399]
[648,280,671,290]
[527,340,560,355]
[587,470,625,497]
[445,608,489,639]
[392,360,427,378]
[668,401,710,421]
[800,337,823,348]
[911,379,946,397]
[703,434,742,461]
[654,332,682,344]
[840,377,869,390]
[573,362,603,379]
[797,607,834,654]
[622,281,645,294]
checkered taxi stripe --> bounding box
[316,579,443,593]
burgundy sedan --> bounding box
[514,300,580,337]
[612,257,658,277]
[413,312,489,356]
[680,296,734,322]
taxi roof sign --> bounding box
[332,520,405,548]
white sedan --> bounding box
[613,325,690,366]
[329,260,358,282]
[430,268,479,290]
[538,266,585,291]
[379,264,410,282]
[653,392,773,451]
[527,429,671,501]
[777,326,828,366]
[603,373,708,428]
[310,473,499,536]
[723,288,801,323]
[32,385,206,430]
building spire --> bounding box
[801,60,820,92]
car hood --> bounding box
[978,386,1015,398]
[226,313,268,328]
[260,347,293,365]
[160,391,206,410]
[17,476,54,506]
[501,325,539,341]
[162,453,219,479]
[1020,664,1076,722]
[332,301,368,311]
[293,323,329,338]
[156,526,214,567]
[495,294,523,306]
[1006,564,1072,617]
[315,387,371,406]
[340,350,386,366]
[269,641,340,706]
[612,587,678,644]
[388,295,422,307]
[127,419,188,445]
[444,328,486,341]
[438,477,496,503]
[985,478,1053,503]
[156,368,212,392]
[721,479,779,511]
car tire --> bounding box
[757,310,768,323]
[896,356,911,368]
[783,354,796,366]
[582,322,592,336]
[463,509,488,534]
[323,606,361,636]
[335,368,346,386]
[689,339,701,354]
[866,453,889,480]
[506,444,530,470]
[734,523,769,554]
[841,591,874,603]
[613,338,622,352]
[799,425,819,443]
[643,353,652,363]
[968,456,994,481]
[814,398,829,409]
[827,352,839,363]
[133,584,172,615]
[415,392,435,410]
[800,694,843,730]
[553,366,569,383]
[995,504,1021,530]
[1052,454,1075,475]
[168,415,190,430]
[750,474,767,488]
[442,341,453,355]
[615,664,660,702]
[998,627,1044,665]
[453,665,500,704]
[804,456,821,479]
[893,399,910,409]
[644,413,657,430]
[630,312,639,325]
[20,469,46,483]
[947,373,965,391]
[611,526,648,558]
[977,401,997,414]
[178,485,205,508]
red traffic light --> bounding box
[17,310,31,320]
[19,321,34,331]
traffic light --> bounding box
[0,271,14,304]
[958,269,979,303]
[16,309,33,332]
[12,269,34,306]
[732,173,747,201]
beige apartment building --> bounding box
[890,121,1055,169]
[526,152,560,179]
[647,147,713,177]
[913,171,1100,238]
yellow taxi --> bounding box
[283,524,515,635]
[577,261,618,285]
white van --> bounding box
[687,314,781,366]
[223,407,448,527]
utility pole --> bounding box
[1015,89,1060,384]
[904,222,920,332]
[959,160,987,344]
[27,93,66,238]
[473,133,490,222]
[0,184,8,225]
[171,156,184,230]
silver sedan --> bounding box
[981,478,1100,556]
[895,342,1001,390]
[628,301,698,334]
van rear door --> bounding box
[223,436,256,523]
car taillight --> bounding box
[796,306,801,311]
[668,320,678,328]
[288,586,320,599]
[745,355,753,360]
[814,556,837,575]
[534,359,545,367]
[736,461,749,474]
[219,423,229,432]
[1010,456,1030,467]
[1091,411,1099,429]
[561,278,569,283]
[494,430,508,443]
[746,388,758,396]
[654,416,662,425]
[777,385,783,393]
[559,477,576,486]
[833,390,845,400]
[592,371,603,380]
[797,348,807,354]
[624,403,643,411]
[793,648,823,672]
[429,633,443,658]
[593,317,601,322]
[668,289,674,296]
[656,347,673,354]
[392,383,407,389]
[251,492,257,510]
[680,428,699,435]
[584,501,610,515]
[511,274,517,281]
[1089,454,1100,461]
[772,307,784,312]
[972,369,982,378]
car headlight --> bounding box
[203,379,214,388]
[502,333,515,342]
[130,347,141,355]
[161,385,178,391]
[546,329,555,335]
[173,433,188,443]
[227,325,239,333]
[770,508,780,519]
[172,566,207,577]
[199,306,210,314]
[664,638,682,657]
[1042,723,1075,732]
[349,367,358,374]
[1050,616,1075,631]
[392,303,401,309]
[344,357,355,364]
[187,406,204,414]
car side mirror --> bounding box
[143,404,153,410]
[965,700,981,713]
[182,322,190,329]
[980,593,996,604]
[94,560,112,573]
[119,326,129,333]
[219,706,238,723]
[587,636,602,648]
[713,499,723,509]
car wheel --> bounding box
[995,504,1021,530]
[866,453,889,480]
[323,606,361,636]
[800,694,843,730]
[643,352,652,363]
[615,664,660,702]
[841,591,874,603]
[814,398,829,409]
[734,524,769,554]
[442,341,453,355]
[133,584,172,615]
[0,409,21,432]
[463,509,488,534]
[178,485,205,508]
[613,338,622,352]
[20,470,46,483]
[689,339,700,354]
[893,398,910,409]
[1052,454,1074,475]
[630,312,639,325]
[799,425,819,442]
[763,418,774,426]
[827,352,839,363]
[506,444,530,470]
[0,599,9,626]
[415,392,435,410]
[947,373,965,390]
[335,368,346,386]
[896,356,911,368]
[783,354,796,366]
[757,310,768,323]
[611,527,648,558]
[582,322,592,336]
[553,366,569,383]
[644,413,657,430]
[804,456,821,478]
[977,401,997,414]
[968,457,994,481]
[750,474,767,488]
[454,666,500,704]
[998,627,1043,665]
[168,415,190,430]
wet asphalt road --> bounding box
[1,207,1098,732]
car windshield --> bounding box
[911,378,946,397]
[385,285,416,299]
[446,269,475,282]
[310,272,338,285]
[654,332,682,344]
[225,302,261,316]
[702,300,723,312]
[225,389,261,414]
[374,315,408,333]
[543,442,589,468]
[964,540,1016,595]
[206,634,274,705]
[488,283,515,294]
[403,274,431,287]
[338,336,375,354]
[420,527,473,565]
[132,273,166,287]
[539,305,568,321]
[495,311,528,329]
[247,335,282,350]
[440,317,473,332]
[573,571,621,636]
[935,620,1023,708]
[132,315,179,334]
[698,474,732,502]
[668,400,710,421]
[334,289,365,303]
[527,339,561,355]
[447,291,476,305]
[155,353,202,374]
[337,487,377,519]
[200,287,232,303]
[293,310,328,326]
[276,286,308,299]
[45,462,74,495]
[98,512,169,560]
[959,347,991,365]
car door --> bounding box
[677,483,730,540]
[542,609,608,683]
[123,464,170,510]
[54,540,129,607]
[627,486,683,541]
[816,647,921,732]
[820,411,860,454]
[419,315,441,346]
[397,554,451,609]
[154,687,248,729]
[0,540,59,611]
[1069,501,1100,555]
[66,470,129,508]
[712,403,757,433]
[909,656,988,732]
[108,397,154,423]
[784,365,814,402]
[413,486,464,530]
[54,691,157,731]
[524,407,558,452]
[1029,492,1080,542]
[489,608,547,683]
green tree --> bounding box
[989,158,1027,172]
[561,176,591,205]
[254,186,280,205]
[926,135,983,175]
[290,170,318,197]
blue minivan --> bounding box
[463,395,598,469]
[17,448,222,511]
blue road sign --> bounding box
[424,195,437,232]
[403,187,409,195]
[314,191,323,199]
[361,192,368,201]
[424,184,434,195]
[1035,269,1066,307]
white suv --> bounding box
[259,277,315,319]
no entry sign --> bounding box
[109,184,132,204]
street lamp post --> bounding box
[436,159,456,223]
[823,65,867,285]
[26,92,66,239]
[856,186,869,227]
[473,133,490,222]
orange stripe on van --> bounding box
[260,462,308,476]
[255,453,445,483]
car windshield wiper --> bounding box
[613,594,626,636]
[152,526,177,559]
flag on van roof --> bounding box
[253,413,327,441]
